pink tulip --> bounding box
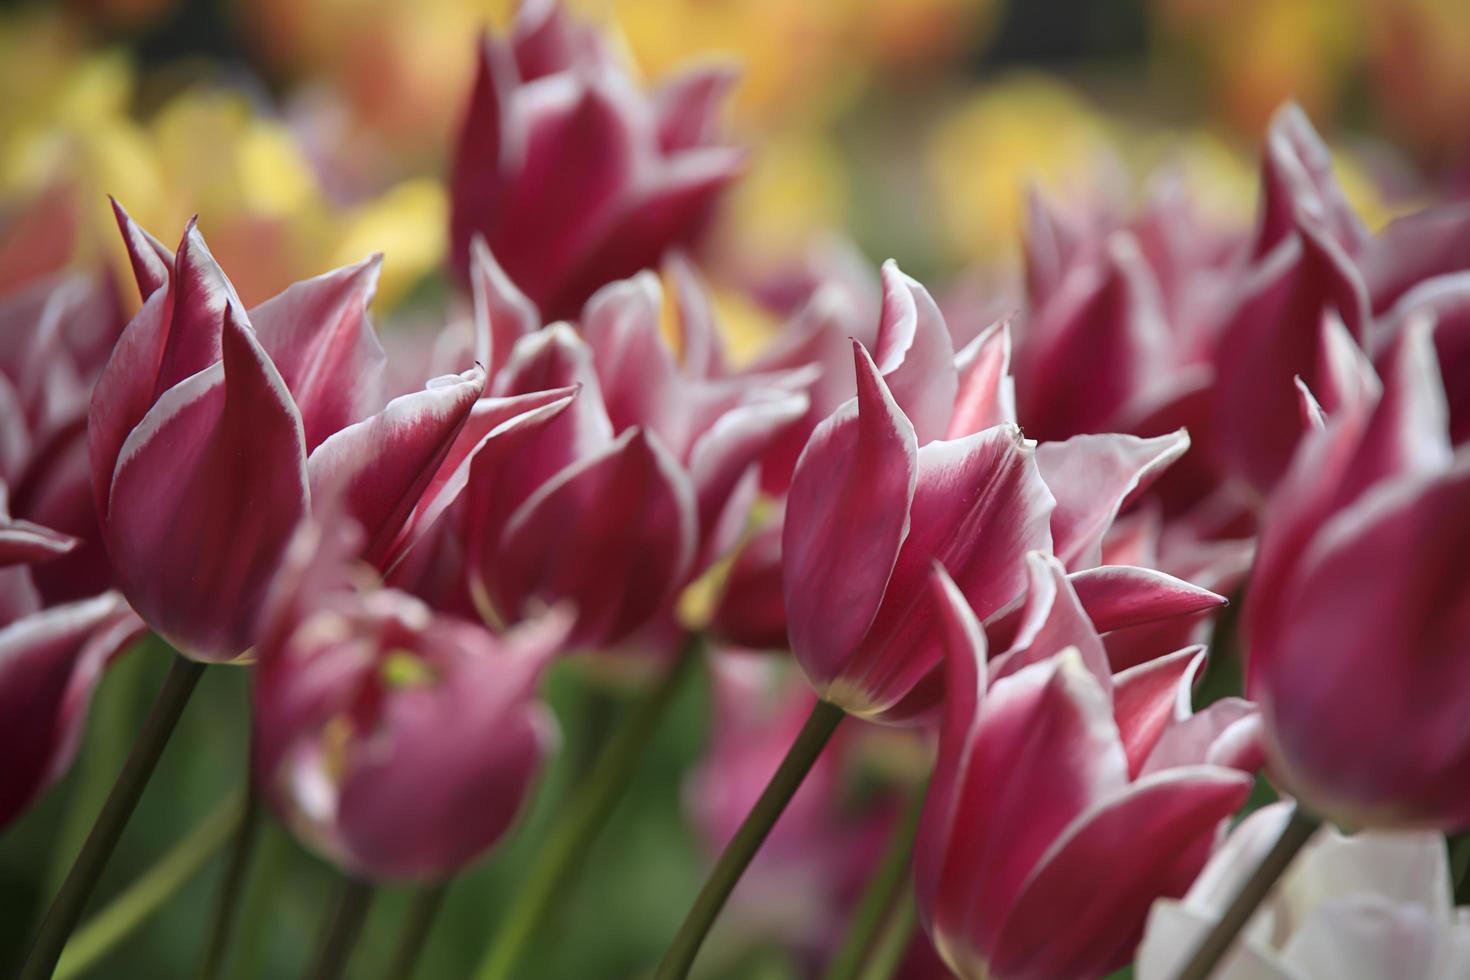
[389,242,806,651]
[253,518,568,880]
[0,487,142,828]
[90,206,486,662]
[0,268,127,601]
[916,566,1258,980]
[1246,318,1470,829]
[448,0,743,320]
[781,263,1226,721]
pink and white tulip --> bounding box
[448,0,743,321]
[90,206,487,662]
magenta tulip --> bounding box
[90,207,486,661]
[916,565,1258,980]
[254,519,569,880]
[1246,319,1470,830]
[448,0,743,320]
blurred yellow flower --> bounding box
[925,75,1117,264]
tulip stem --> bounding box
[200,781,261,979]
[1173,805,1322,980]
[858,882,918,980]
[655,698,846,980]
[474,633,705,980]
[53,788,245,980]
[305,876,374,980]
[821,785,926,980]
[382,882,449,980]
[19,652,206,980]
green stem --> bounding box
[474,633,705,980]
[383,882,449,980]
[1173,805,1322,980]
[856,883,917,980]
[655,698,846,980]
[821,785,926,980]
[304,876,374,980]
[200,782,262,980]
[20,653,206,980]
[53,789,244,980]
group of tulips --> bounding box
[6,2,1470,978]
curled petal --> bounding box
[948,318,1016,439]
[250,255,389,451]
[873,261,958,444]
[1037,430,1189,570]
[1112,646,1205,778]
[469,237,540,375]
[307,367,485,568]
[990,552,1110,692]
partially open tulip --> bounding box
[448,0,744,320]
[0,268,126,601]
[781,263,1226,721]
[1138,801,1470,979]
[0,487,142,829]
[1246,319,1470,830]
[916,566,1258,980]
[253,519,569,881]
[90,206,486,661]
[389,241,806,651]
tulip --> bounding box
[0,268,127,601]
[90,206,486,661]
[253,518,569,881]
[1138,801,1470,979]
[448,0,744,321]
[0,485,143,829]
[390,241,806,651]
[782,262,1226,722]
[916,564,1259,980]
[1246,318,1470,830]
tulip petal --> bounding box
[1037,430,1189,569]
[1113,646,1205,777]
[249,255,389,452]
[948,318,1015,438]
[107,305,308,660]
[1136,899,1299,980]
[926,651,1127,969]
[0,593,142,828]
[915,565,988,934]
[989,552,1110,692]
[991,766,1253,979]
[1253,103,1370,259]
[494,324,614,456]
[1283,827,1454,927]
[1069,564,1227,633]
[469,237,540,375]
[110,197,173,301]
[307,367,485,568]
[654,64,739,153]
[783,343,917,693]
[688,390,807,555]
[1364,201,1470,313]
[489,427,697,646]
[873,261,957,444]
[1140,696,1263,776]
[449,33,515,280]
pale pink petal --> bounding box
[948,318,1015,439]
[654,63,738,152]
[872,261,958,444]
[1037,429,1189,569]
[249,254,389,451]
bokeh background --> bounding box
[2,0,1467,976]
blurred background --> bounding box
[2,0,1466,976]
